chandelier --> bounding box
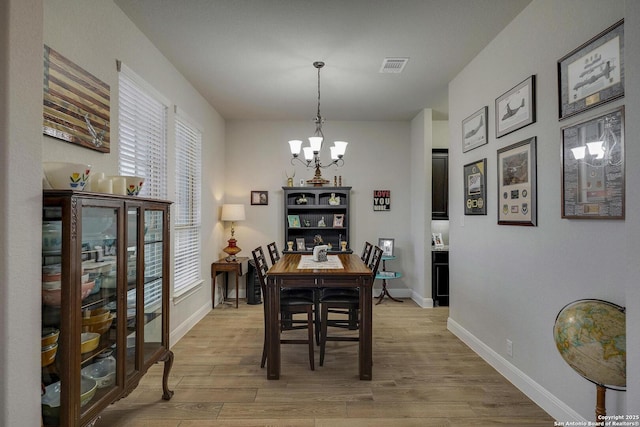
[288,61,347,187]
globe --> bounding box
[553,299,626,388]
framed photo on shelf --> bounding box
[558,19,624,120]
[287,214,301,228]
[251,190,268,205]
[333,214,344,227]
[561,106,624,219]
[462,106,488,152]
[497,137,537,226]
[432,233,444,248]
[295,238,306,251]
[463,158,487,215]
[495,75,536,138]
[378,238,394,257]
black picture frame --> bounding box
[378,238,394,257]
[463,158,487,215]
[558,19,624,120]
[561,106,624,219]
[462,106,488,152]
[251,190,268,205]
[495,75,536,138]
[497,137,537,226]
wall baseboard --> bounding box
[170,302,211,346]
[447,317,585,423]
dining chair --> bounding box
[319,245,383,366]
[252,246,315,370]
[268,241,322,345]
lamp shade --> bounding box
[221,204,245,222]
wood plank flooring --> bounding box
[95,300,555,426]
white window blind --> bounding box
[118,63,168,199]
[174,112,202,296]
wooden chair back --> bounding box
[368,246,383,277]
[361,241,373,265]
[267,242,280,265]
[252,246,269,294]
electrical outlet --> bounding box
[506,339,513,357]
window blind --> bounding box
[174,113,202,296]
[118,63,168,199]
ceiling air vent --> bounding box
[379,57,409,73]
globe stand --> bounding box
[595,385,606,422]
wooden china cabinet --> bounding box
[41,190,173,426]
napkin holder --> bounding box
[312,245,328,262]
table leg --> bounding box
[211,273,217,308]
[235,271,239,308]
[266,277,281,379]
[359,277,373,380]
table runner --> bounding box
[297,255,344,270]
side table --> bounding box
[211,257,249,308]
[375,255,403,304]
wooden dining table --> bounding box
[265,253,374,380]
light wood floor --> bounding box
[96,299,555,426]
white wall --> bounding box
[42,0,226,341]
[225,119,419,298]
[448,0,637,420]
[0,1,44,425]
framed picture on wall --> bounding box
[462,106,488,152]
[495,75,536,138]
[251,190,268,205]
[561,106,624,219]
[497,137,537,226]
[463,158,487,215]
[558,19,624,120]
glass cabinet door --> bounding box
[41,206,64,426]
[126,207,139,378]
[143,209,165,362]
[79,206,119,418]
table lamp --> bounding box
[221,203,245,261]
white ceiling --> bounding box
[114,0,531,121]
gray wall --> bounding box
[448,0,638,420]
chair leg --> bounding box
[320,303,328,366]
[307,306,315,371]
[261,328,267,368]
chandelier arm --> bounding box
[291,157,311,168]
[315,158,344,169]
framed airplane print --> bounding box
[558,20,624,120]
[495,75,536,138]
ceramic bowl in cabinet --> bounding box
[42,162,92,190]
[42,377,98,419]
[41,328,60,347]
[42,222,62,253]
[81,357,116,388]
[80,332,100,354]
[41,342,58,367]
[42,280,95,306]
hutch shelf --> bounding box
[41,190,173,426]
[282,186,352,253]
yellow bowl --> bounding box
[82,308,110,324]
[82,314,113,335]
[80,332,100,354]
[41,328,60,348]
[41,343,58,367]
